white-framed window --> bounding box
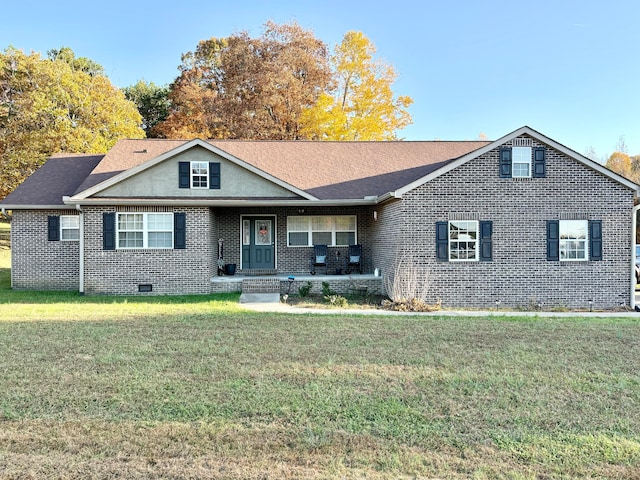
[560,220,588,261]
[191,162,208,188]
[449,220,478,261]
[512,146,532,178]
[287,216,356,247]
[116,213,173,249]
[60,215,79,241]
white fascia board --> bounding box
[529,128,640,193]
[394,126,640,196]
[0,204,75,210]
[65,197,377,208]
[73,138,319,201]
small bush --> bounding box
[324,294,348,307]
[298,281,312,297]
[382,297,441,312]
[383,250,434,310]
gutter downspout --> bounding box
[632,204,639,309]
[76,204,84,295]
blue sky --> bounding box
[2,0,638,160]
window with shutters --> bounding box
[548,219,600,261]
[448,220,478,261]
[559,220,588,261]
[191,162,208,188]
[116,213,173,249]
[437,220,492,262]
[179,161,220,189]
[60,215,79,241]
[500,141,545,179]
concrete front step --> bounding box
[239,292,281,304]
[241,277,280,294]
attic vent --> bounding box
[134,149,148,153]
[513,137,532,147]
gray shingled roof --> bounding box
[2,140,490,206]
[2,154,104,207]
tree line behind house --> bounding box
[0,21,412,200]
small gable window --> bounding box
[512,147,532,178]
[191,162,209,188]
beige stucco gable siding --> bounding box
[95,147,301,199]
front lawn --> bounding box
[0,289,638,478]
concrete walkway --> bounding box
[239,300,640,318]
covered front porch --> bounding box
[212,205,379,279]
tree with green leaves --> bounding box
[122,80,170,137]
[300,31,413,141]
[0,47,144,199]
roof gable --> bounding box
[72,139,316,201]
[395,126,640,196]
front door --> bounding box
[242,216,276,269]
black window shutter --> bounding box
[499,147,512,178]
[209,162,221,189]
[479,221,493,261]
[547,220,559,261]
[47,216,60,241]
[179,161,190,189]
[174,212,186,249]
[436,221,448,261]
[533,147,546,178]
[103,212,115,250]
[589,220,602,261]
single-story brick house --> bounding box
[2,126,638,309]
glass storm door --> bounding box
[242,217,275,269]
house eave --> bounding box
[63,196,379,208]
[0,204,76,210]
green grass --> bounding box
[0,274,639,477]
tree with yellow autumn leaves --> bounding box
[300,31,412,141]
[153,23,412,141]
[0,47,144,199]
